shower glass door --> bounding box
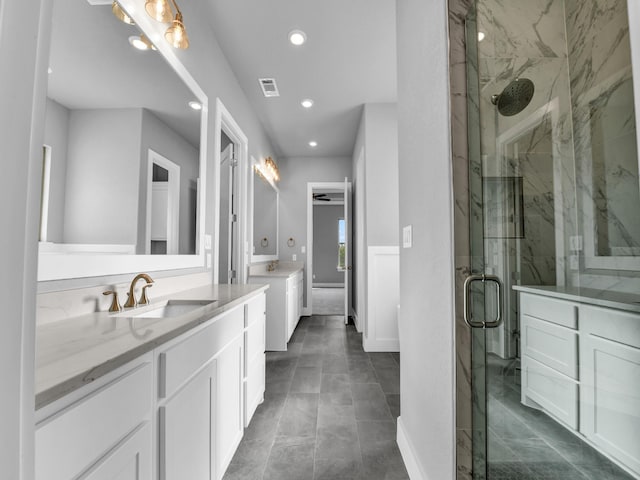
[465,0,640,478]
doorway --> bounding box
[146,149,180,255]
[214,99,248,285]
[307,180,352,323]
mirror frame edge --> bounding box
[37,0,209,283]
[250,155,279,264]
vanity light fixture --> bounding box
[309,141,318,147]
[188,101,202,111]
[301,98,314,109]
[264,157,280,182]
[288,29,307,46]
[145,0,173,23]
[112,1,135,25]
[145,0,190,49]
[128,34,156,51]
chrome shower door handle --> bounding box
[463,274,503,329]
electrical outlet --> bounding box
[206,253,212,269]
[204,235,212,250]
[301,246,306,254]
[292,254,297,261]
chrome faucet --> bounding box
[123,273,154,308]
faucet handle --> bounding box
[102,290,122,313]
[139,284,153,305]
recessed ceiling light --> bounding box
[478,31,485,42]
[188,101,202,111]
[301,99,314,109]
[309,141,318,147]
[289,30,307,46]
[128,34,155,51]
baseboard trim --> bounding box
[363,337,399,352]
[397,416,427,480]
[351,309,361,332]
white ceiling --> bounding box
[205,0,397,158]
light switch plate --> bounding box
[301,246,306,254]
[402,225,413,248]
[204,235,212,250]
[292,254,297,261]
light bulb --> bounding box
[165,13,189,49]
[145,0,172,23]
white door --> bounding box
[343,178,352,324]
[219,143,235,284]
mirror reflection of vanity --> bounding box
[251,158,279,262]
[38,0,208,281]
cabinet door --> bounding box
[81,423,152,480]
[215,336,244,480]
[581,333,640,474]
[286,277,297,340]
[160,364,214,480]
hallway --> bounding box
[223,315,408,480]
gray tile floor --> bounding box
[487,355,634,480]
[312,288,345,315]
[223,315,409,480]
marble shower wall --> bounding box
[476,0,575,292]
[566,0,640,292]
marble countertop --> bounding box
[513,285,640,314]
[35,283,268,409]
[249,266,303,278]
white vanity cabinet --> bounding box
[517,287,640,478]
[249,269,303,351]
[36,289,267,480]
[579,305,640,475]
[35,355,153,480]
[244,293,266,426]
[520,293,579,429]
[157,305,246,480]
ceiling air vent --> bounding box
[259,78,280,97]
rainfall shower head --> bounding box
[491,78,535,116]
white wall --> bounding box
[277,156,352,307]
[351,103,399,332]
[64,108,142,245]
[396,0,456,479]
[0,0,50,478]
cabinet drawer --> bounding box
[244,317,265,376]
[159,307,243,399]
[522,355,579,429]
[245,293,266,328]
[522,315,578,379]
[520,293,578,329]
[36,362,152,480]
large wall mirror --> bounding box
[251,158,279,262]
[38,0,208,281]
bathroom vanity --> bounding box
[34,284,267,480]
[249,264,304,351]
[515,286,640,478]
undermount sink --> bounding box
[131,299,216,319]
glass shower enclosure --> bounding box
[464,0,640,478]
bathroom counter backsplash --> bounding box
[514,285,640,314]
[35,283,268,410]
